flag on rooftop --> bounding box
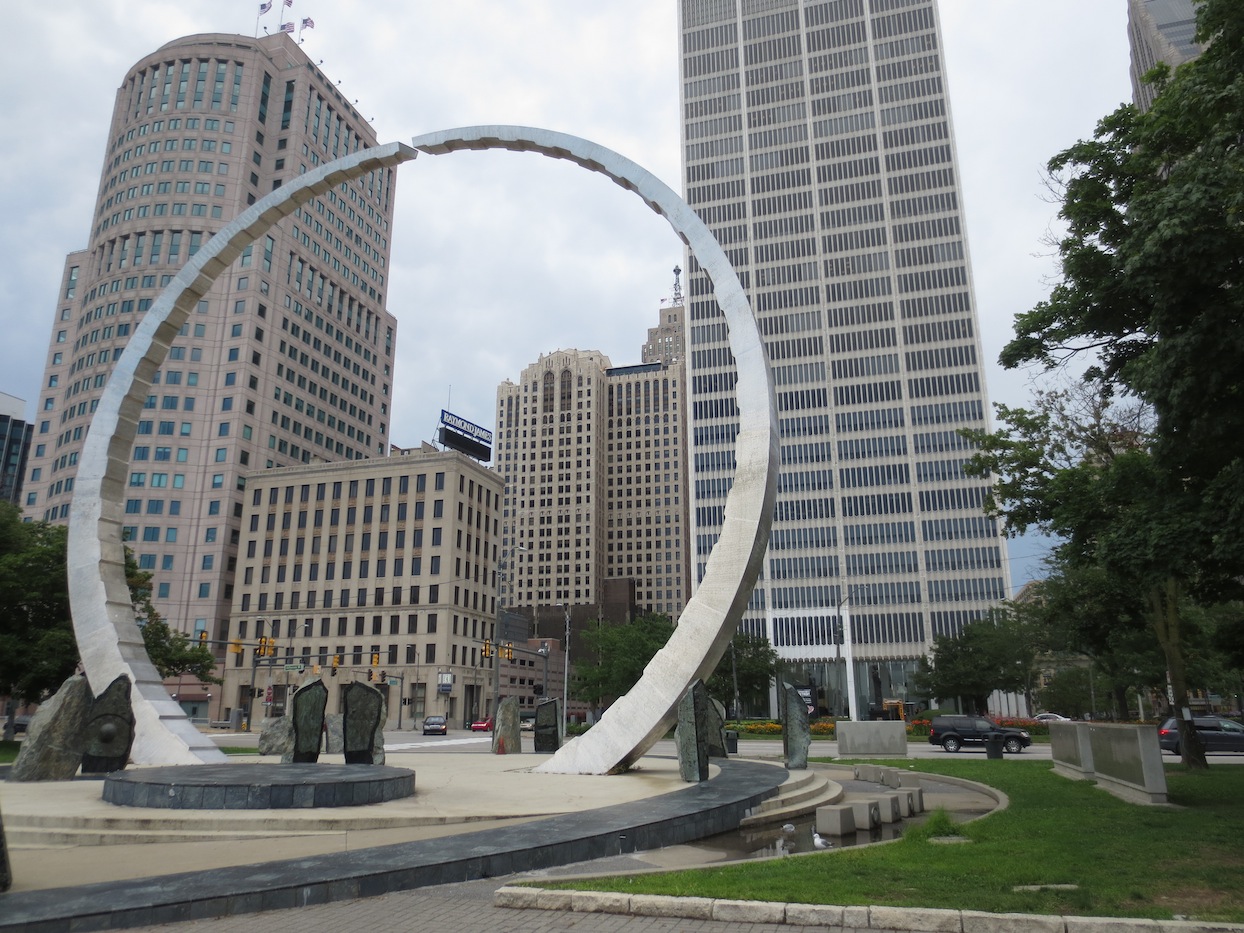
[301,17,315,29]
[279,21,295,33]
[258,1,272,12]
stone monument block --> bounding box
[533,699,560,753]
[342,681,385,765]
[324,713,344,753]
[849,799,881,830]
[705,698,728,758]
[875,794,903,824]
[258,717,294,758]
[9,675,92,782]
[675,680,710,782]
[492,696,522,754]
[290,679,328,763]
[782,685,810,771]
[81,675,136,774]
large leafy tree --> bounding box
[706,632,777,717]
[0,504,78,709]
[976,1,1244,768]
[573,612,675,711]
[911,613,1035,714]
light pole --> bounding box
[837,590,861,721]
[560,604,571,739]
[537,641,550,699]
[492,544,527,720]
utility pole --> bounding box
[561,604,571,739]
[493,544,527,721]
[838,590,861,721]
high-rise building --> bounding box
[495,300,692,627]
[0,393,33,507]
[217,443,556,729]
[24,33,399,648]
[678,0,1009,715]
[1128,0,1203,110]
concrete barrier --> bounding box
[1051,722,1168,805]
[836,721,908,757]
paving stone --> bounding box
[711,898,786,923]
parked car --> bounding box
[520,717,535,732]
[11,715,31,734]
[1157,716,1244,755]
[1034,712,1071,723]
[470,717,494,732]
[927,714,1031,754]
[422,715,448,736]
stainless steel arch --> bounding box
[69,127,777,772]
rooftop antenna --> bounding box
[671,265,683,304]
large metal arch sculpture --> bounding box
[69,127,778,772]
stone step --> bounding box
[739,772,844,829]
[5,825,343,847]
[749,772,822,813]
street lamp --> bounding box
[537,640,550,699]
[560,604,571,739]
[837,589,861,721]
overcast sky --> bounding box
[0,1,1133,588]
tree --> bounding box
[573,613,674,712]
[706,632,777,717]
[1000,0,1244,573]
[125,549,220,684]
[911,614,1035,714]
[0,504,79,713]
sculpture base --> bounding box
[102,763,414,810]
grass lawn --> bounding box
[0,740,18,764]
[541,760,1244,923]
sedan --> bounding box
[1034,712,1070,723]
[1158,716,1244,754]
[470,717,494,732]
[422,715,447,736]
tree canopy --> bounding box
[0,503,78,704]
[573,613,675,711]
[706,631,777,717]
[912,613,1034,715]
[973,0,1244,767]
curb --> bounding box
[494,887,1244,933]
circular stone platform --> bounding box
[102,763,415,810]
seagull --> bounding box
[812,830,832,850]
[781,823,796,834]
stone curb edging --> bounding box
[494,887,1244,933]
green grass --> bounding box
[219,746,260,755]
[541,760,1244,923]
[0,740,18,763]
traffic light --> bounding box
[503,642,514,661]
[331,654,340,676]
[482,639,492,659]
[380,670,387,683]
[312,664,321,675]
[371,651,380,667]
[198,631,208,647]
[367,668,375,682]
[229,639,243,654]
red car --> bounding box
[470,717,493,732]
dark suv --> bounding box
[928,715,1031,754]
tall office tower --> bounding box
[1128,0,1203,110]
[678,0,1010,716]
[24,33,399,649]
[0,393,33,506]
[496,302,691,625]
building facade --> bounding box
[678,0,1010,716]
[23,33,399,650]
[219,444,563,728]
[495,301,692,627]
[1128,0,1203,110]
[0,393,33,507]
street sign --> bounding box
[283,663,305,672]
[387,677,400,686]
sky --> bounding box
[0,1,1134,589]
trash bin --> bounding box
[725,730,739,754]
[985,732,1004,759]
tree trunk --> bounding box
[1147,578,1207,769]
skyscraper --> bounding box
[1128,0,1203,110]
[495,298,691,625]
[678,0,1009,715]
[24,33,399,648]
[0,392,33,507]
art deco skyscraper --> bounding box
[24,33,399,648]
[678,0,1009,714]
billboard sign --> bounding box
[439,409,492,461]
